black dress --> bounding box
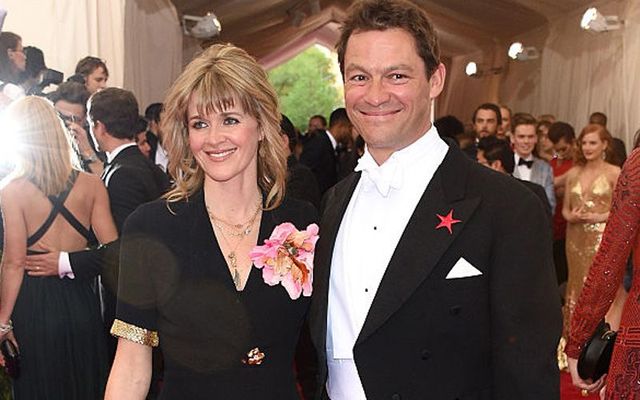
[113,190,318,400]
[11,173,108,399]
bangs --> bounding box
[187,70,257,120]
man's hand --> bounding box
[0,332,18,368]
[68,122,92,154]
[25,243,60,277]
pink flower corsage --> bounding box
[249,222,319,300]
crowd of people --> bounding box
[1,0,640,399]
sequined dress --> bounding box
[564,173,613,336]
[566,148,640,399]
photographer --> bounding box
[49,82,105,174]
[21,46,63,96]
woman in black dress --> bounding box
[0,96,117,399]
[106,44,318,399]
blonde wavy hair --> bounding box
[1,96,80,195]
[162,43,286,209]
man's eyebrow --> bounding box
[345,63,415,74]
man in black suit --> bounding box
[88,89,169,232]
[308,1,562,399]
[299,118,338,194]
[25,88,169,357]
[477,136,552,218]
[281,114,321,210]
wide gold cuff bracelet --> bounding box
[110,319,159,347]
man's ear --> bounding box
[428,63,446,100]
[92,120,106,136]
[490,159,504,173]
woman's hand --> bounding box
[568,357,606,395]
[568,208,588,223]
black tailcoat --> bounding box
[309,144,562,400]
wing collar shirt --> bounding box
[514,153,534,181]
[326,126,448,399]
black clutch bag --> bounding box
[0,339,20,379]
[577,320,617,381]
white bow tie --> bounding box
[355,156,402,197]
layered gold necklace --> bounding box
[206,198,262,290]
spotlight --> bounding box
[182,12,222,39]
[581,7,622,32]
[465,62,502,78]
[508,42,539,61]
[465,62,478,77]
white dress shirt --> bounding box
[514,153,533,181]
[326,126,448,399]
[155,142,169,172]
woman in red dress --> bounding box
[567,147,640,399]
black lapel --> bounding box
[356,146,481,344]
[309,173,361,349]
[102,145,136,180]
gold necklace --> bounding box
[214,222,256,290]
[206,199,262,238]
[206,198,263,290]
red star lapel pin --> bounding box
[435,209,461,234]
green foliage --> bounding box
[268,46,343,132]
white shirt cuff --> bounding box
[58,252,75,279]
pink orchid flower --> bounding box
[249,222,319,300]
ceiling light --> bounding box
[581,7,622,32]
[182,12,222,39]
[508,42,539,61]
[465,62,478,77]
[465,61,503,78]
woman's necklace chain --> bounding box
[206,197,263,290]
[206,198,262,237]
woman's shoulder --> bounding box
[271,196,319,228]
[605,162,621,178]
[74,171,106,192]
[565,165,582,179]
[125,197,195,231]
[0,176,36,198]
[76,170,102,184]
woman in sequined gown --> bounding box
[567,144,640,399]
[558,124,620,368]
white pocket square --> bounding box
[445,257,483,279]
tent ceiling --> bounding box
[171,0,597,61]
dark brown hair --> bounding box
[75,56,109,78]
[0,32,22,83]
[336,0,440,78]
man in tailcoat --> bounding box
[309,1,562,399]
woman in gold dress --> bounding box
[558,123,620,368]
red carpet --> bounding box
[561,371,600,400]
